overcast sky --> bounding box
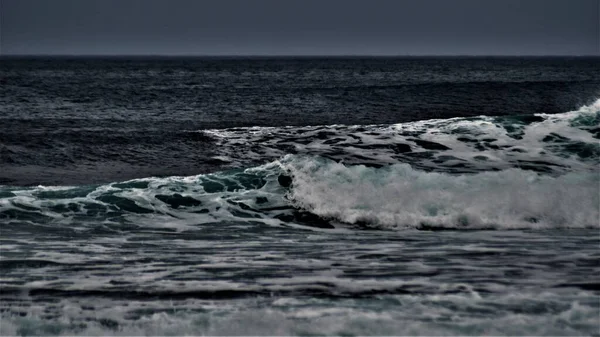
[1,0,598,56]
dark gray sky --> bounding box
[1,0,599,55]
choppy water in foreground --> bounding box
[0,57,599,335]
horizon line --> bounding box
[2,53,599,58]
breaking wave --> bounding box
[1,155,598,231]
[1,99,598,231]
[281,156,598,229]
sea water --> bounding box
[0,57,599,335]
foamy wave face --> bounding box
[0,166,291,232]
[205,99,600,174]
[1,154,598,231]
[281,155,599,230]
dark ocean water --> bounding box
[0,57,599,336]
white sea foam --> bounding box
[281,155,600,229]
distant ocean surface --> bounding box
[0,57,599,336]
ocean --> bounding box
[0,56,599,336]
